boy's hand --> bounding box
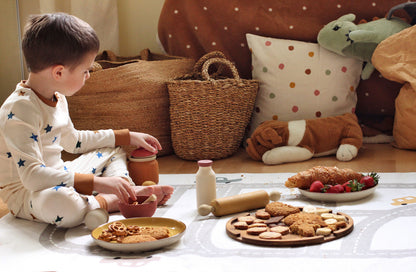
[130,132,162,153]
[93,176,136,203]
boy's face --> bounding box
[58,52,96,96]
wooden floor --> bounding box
[1,143,415,218]
[158,143,416,174]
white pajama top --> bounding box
[0,82,130,215]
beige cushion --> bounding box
[246,34,362,136]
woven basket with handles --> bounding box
[167,51,259,160]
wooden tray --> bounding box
[226,209,354,247]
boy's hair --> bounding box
[22,12,100,73]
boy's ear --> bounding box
[51,64,65,80]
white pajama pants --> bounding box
[19,147,132,228]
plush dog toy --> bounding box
[246,113,363,165]
[317,13,410,80]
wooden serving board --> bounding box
[226,209,354,247]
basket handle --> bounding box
[193,51,226,74]
[201,57,241,81]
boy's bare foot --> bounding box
[134,185,174,206]
[98,186,154,212]
[97,193,119,213]
[98,185,173,213]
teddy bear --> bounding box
[317,13,410,80]
[246,113,363,165]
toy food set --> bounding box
[195,160,217,209]
[198,190,281,217]
[118,194,158,218]
[128,148,159,185]
[92,154,380,252]
[285,166,379,202]
[226,202,353,246]
[91,217,186,252]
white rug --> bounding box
[1,173,416,272]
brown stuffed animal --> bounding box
[246,113,363,165]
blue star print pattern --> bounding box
[96,151,103,158]
[8,112,14,119]
[44,124,52,133]
[17,159,25,167]
[55,215,63,223]
[52,182,67,191]
[30,133,38,142]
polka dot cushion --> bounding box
[246,33,362,136]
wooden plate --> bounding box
[226,209,353,247]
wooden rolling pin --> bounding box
[198,190,281,216]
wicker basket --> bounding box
[67,49,194,157]
[167,52,259,160]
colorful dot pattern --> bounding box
[246,34,362,136]
[162,1,395,55]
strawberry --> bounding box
[359,172,379,190]
[342,179,365,192]
[309,180,324,192]
[325,184,344,193]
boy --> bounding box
[0,13,173,228]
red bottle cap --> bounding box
[130,148,157,158]
[198,160,213,167]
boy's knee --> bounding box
[32,187,88,228]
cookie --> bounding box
[269,226,290,235]
[246,227,267,235]
[247,223,267,228]
[265,202,300,217]
[139,226,170,239]
[233,221,249,230]
[289,222,320,237]
[283,212,326,227]
[255,210,271,220]
[237,215,256,224]
[122,234,156,244]
[259,231,282,240]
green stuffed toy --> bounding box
[317,13,410,80]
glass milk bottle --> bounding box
[196,160,217,210]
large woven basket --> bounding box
[67,49,194,157]
[167,52,259,160]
